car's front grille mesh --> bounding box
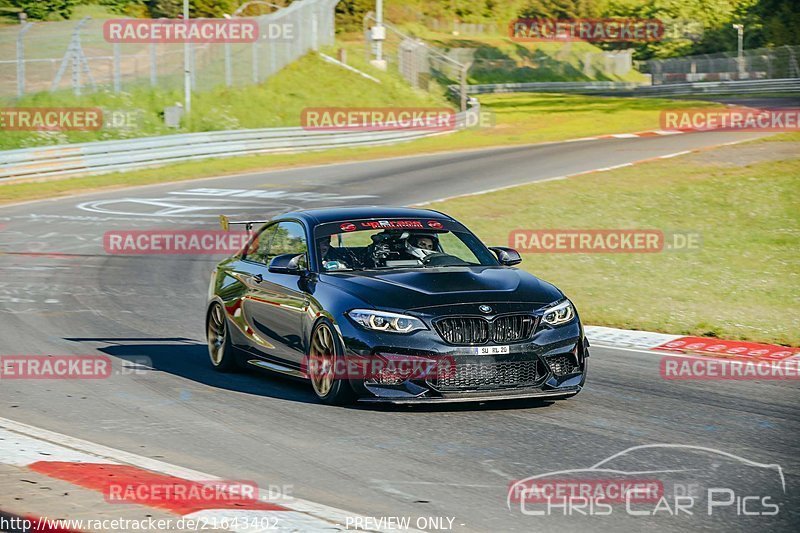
[493,315,534,343]
[435,317,490,344]
[435,315,535,345]
[546,355,580,376]
[431,361,540,390]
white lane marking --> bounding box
[169,188,376,201]
[414,176,569,206]
[0,130,775,212]
[413,135,768,208]
[590,344,681,357]
[591,163,633,172]
[414,163,635,206]
[0,428,115,466]
[76,189,377,218]
[611,133,639,138]
[76,198,295,218]
[659,150,691,159]
[0,417,415,533]
[585,325,680,350]
[562,136,598,143]
[654,130,683,135]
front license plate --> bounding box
[470,345,510,355]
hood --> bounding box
[320,266,563,311]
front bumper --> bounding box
[337,311,589,403]
[357,387,583,404]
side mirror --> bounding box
[489,246,522,266]
[268,253,306,274]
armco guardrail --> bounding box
[453,78,800,97]
[0,112,470,180]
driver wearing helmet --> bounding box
[405,233,439,261]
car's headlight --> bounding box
[541,300,575,326]
[347,309,427,333]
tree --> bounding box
[749,0,800,46]
[145,0,237,19]
[519,0,604,19]
[11,0,77,20]
[335,0,374,33]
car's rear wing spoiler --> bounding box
[219,215,270,232]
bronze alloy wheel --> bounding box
[207,303,226,366]
[309,322,336,396]
[207,302,239,372]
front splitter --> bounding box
[357,387,581,404]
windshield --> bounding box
[313,219,497,271]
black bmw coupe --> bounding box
[207,206,589,404]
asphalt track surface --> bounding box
[1,130,798,532]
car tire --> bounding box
[308,318,355,405]
[206,302,241,372]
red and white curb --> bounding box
[0,417,420,533]
[594,129,684,140]
[585,325,800,361]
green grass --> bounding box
[0,51,447,149]
[0,92,718,204]
[451,92,714,144]
[0,93,716,201]
[426,133,800,346]
[364,29,649,84]
[403,34,649,84]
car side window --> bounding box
[243,224,278,264]
[269,222,308,266]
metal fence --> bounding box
[0,0,338,99]
[362,13,468,110]
[454,78,800,97]
[639,45,800,85]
